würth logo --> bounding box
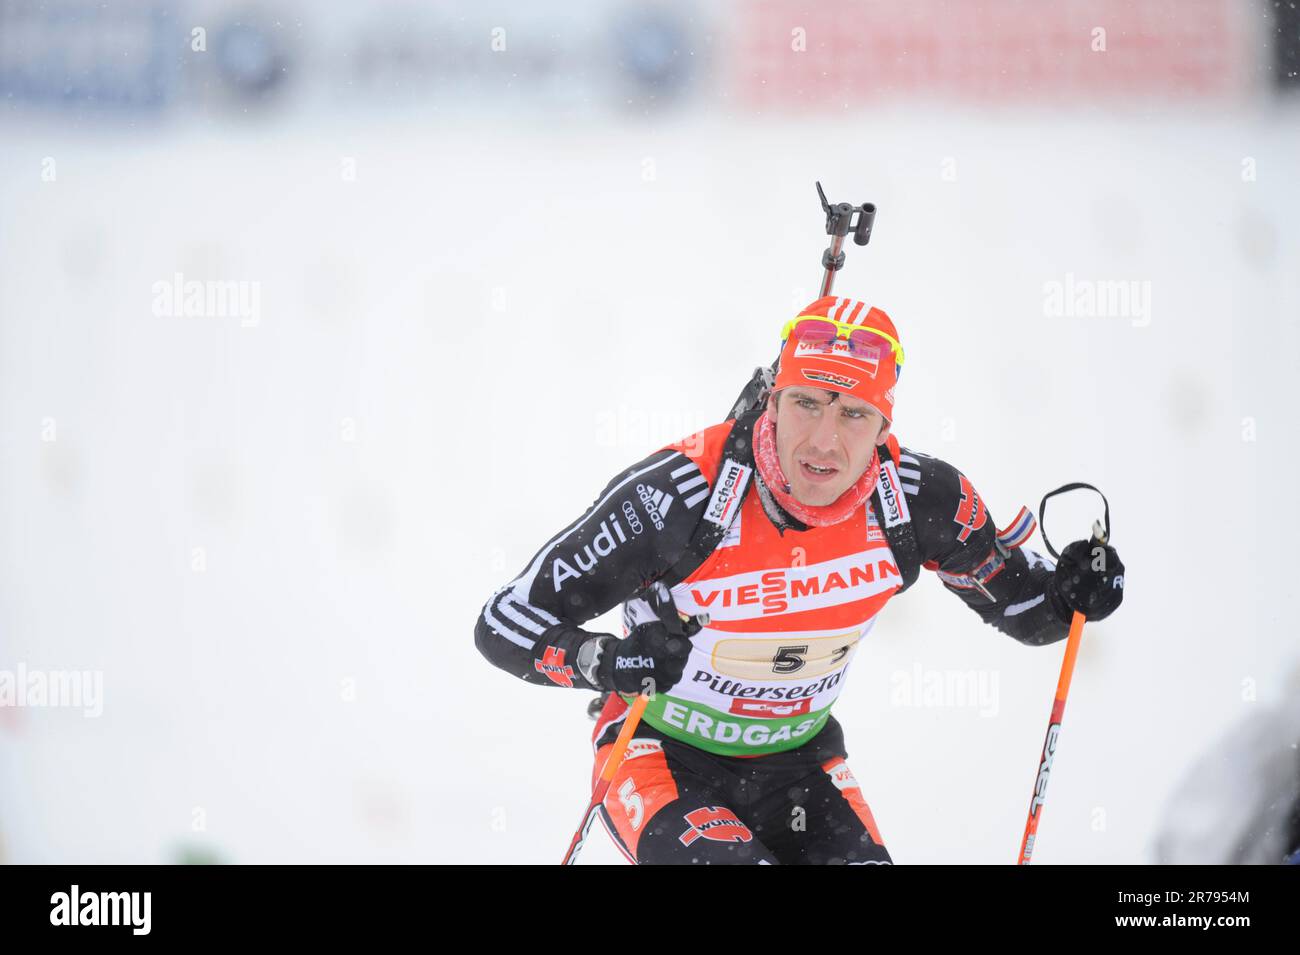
[953,474,987,543]
[535,646,575,687]
[678,806,753,846]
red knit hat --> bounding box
[772,295,902,422]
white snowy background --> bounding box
[1,0,1297,864]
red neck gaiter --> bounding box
[752,409,880,527]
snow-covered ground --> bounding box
[1,106,1297,863]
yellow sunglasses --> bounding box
[780,314,906,375]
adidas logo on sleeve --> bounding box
[638,465,709,531]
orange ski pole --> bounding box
[559,590,706,865]
[560,692,649,866]
[556,582,707,867]
[1016,606,1087,864]
[1017,514,1108,865]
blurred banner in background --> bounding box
[0,0,1293,118]
[0,1,1297,866]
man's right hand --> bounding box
[595,585,705,696]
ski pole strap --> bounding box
[1037,482,1110,560]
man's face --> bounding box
[769,387,890,506]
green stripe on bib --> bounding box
[626,692,833,757]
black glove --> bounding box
[595,585,705,696]
[1049,538,1125,622]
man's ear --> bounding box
[876,421,892,446]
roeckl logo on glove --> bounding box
[616,656,655,669]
